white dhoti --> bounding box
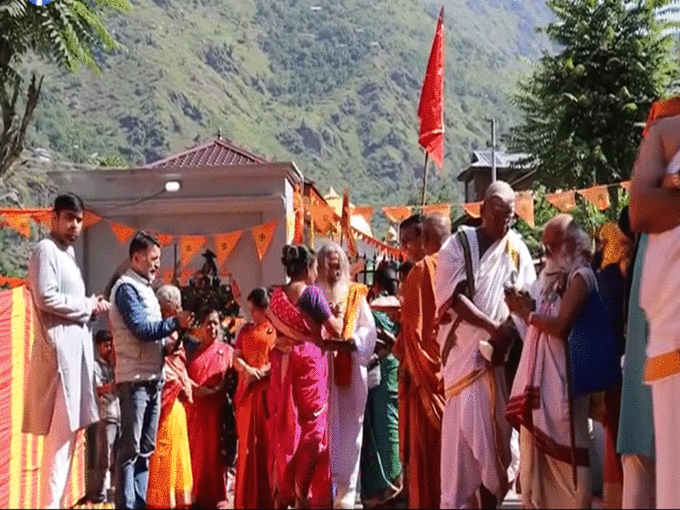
[651,375,680,509]
[40,380,77,509]
[440,368,511,509]
[621,454,655,509]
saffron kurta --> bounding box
[233,321,276,509]
[394,255,445,509]
[186,339,235,508]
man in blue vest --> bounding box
[109,231,192,509]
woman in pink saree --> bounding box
[266,245,342,509]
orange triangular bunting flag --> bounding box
[352,206,374,225]
[180,269,193,286]
[422,203,451,217]
[462,202,482,218]
[382,206,412,224]
[179,235,207,267]
[515,192,535,228]
[155,233,174,246]
[620,180,631,191]
[110,222,137,244]
[31,210,52,227]
[214,231,242,266]
[252,221,277,262]
[578,185,610,210]
[546,190,577,212]
[160,268,174,283]
[310,203,337,234]
[83,211,101,229]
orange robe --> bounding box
[233,321,276,509]
[393,255,445,509]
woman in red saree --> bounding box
[233,288,276,509]
[186,308,236,509]
[266,245,343,509]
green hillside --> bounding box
[18,0,552,211]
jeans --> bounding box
[86,421,119,501]
[115,380,163,509]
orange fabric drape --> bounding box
[0,287,85,508]
[214,231,242,266]
[179,235,207,268]
[310,202,337,234]
[462,202,482,218]
[515,192,535,227]
[382,206,412,224]
[579,185,611,211]
[293,185,305,244]
[252,221,277,262]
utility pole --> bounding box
[491,118,497,182]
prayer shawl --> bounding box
[23,235,99,435]
[266,286,332,508]
[435,227,535,508]
[185,339,234,508]
[326,283,377,507]
[507,267,595,509]
[233,321,276,509]
[394,254,445,509]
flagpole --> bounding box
[421,152,429,207]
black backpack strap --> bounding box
[456,228,475,300]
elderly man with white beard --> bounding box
[505,214,595,509]
[316,243,377,509]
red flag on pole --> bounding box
[418,6,445,171]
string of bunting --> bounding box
[0,207,280,268]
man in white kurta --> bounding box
[630,111,680,508]
[435,182,535,509]
[317,243,377,509]
[23,194,110,509]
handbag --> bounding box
[568,290,622,397]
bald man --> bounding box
[435,181,536,509]
[424,213,451,256]
[394,213,446,509]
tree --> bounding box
[0,0,130,176]
[508,0,678,192]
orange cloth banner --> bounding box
[462,202,482,218]
[293,185,304,244]
[214,231,242,266]
[342,189,358,258]
[31,210,52,227]
[179,235,207,268]
[352,206,375,224]
[252,221,278,262]
[515,192,535,227]
[110,222,137,244]
[382,206,412,224]
[546,190,577,212]
[620,180,631,191]
[422,203,451,217]
[579,185,611,210]
[1,213,32,237]
[310,202,337,234]
[0,286,85,509]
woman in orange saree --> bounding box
[147,285,194,509]
[186,308,236,509]
[233,288,276,509]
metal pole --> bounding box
[421,152,429,207]
[491,118,497,182]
